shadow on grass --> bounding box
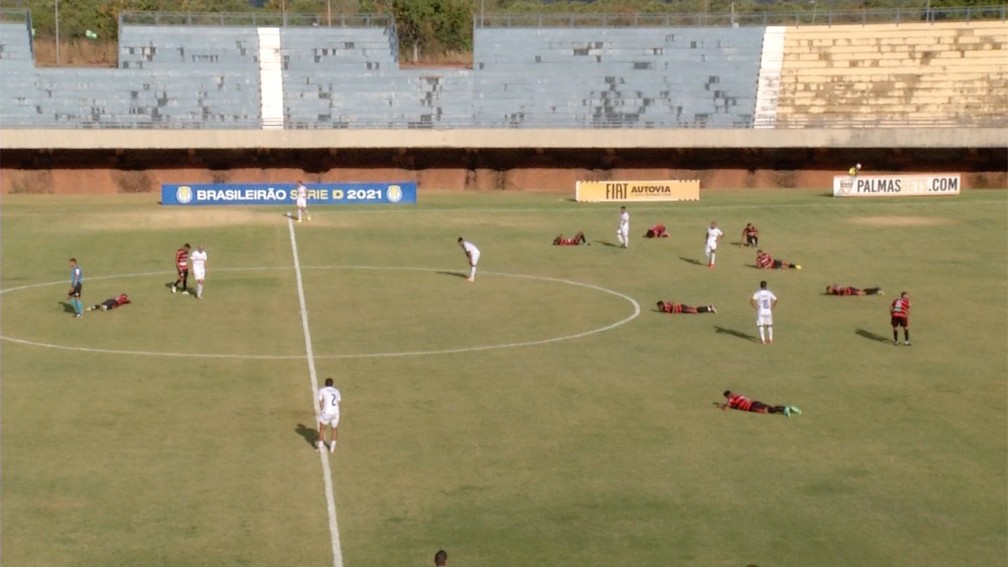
[715,325,759,342]
[295,423,319,448]
[856,328,891,343]
[57,300,76,314]
[594,240,622,248]
[435,271,469,279]
[678,256,704,266]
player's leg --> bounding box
[709,245,717,267]
[892,320,899,344]
[196,276,204,299]
[181,269,189,293]
[317,421,326,451]
[767,323,773,343]
[330,420,339,452]
[757,323,766,343]
[903,321,910,345]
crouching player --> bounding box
[657,300,716,314]
[721,390,800,417]
[86,293,131,312]
[756,249,801,270]
[553,232,588,246]
[826,284,882,296]
[644,224,669,238]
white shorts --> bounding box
[296,197,307,208]
[469,251,480,266]
[319,412,340,427]
[193,267,206,281]
[705,242,718,255]
[757,314,774,326]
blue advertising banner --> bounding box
[161,182,417,206]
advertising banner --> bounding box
[575,180,700,203]
[832,174,960,198]
[161,182,417,206]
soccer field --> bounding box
[2,189,1005,567]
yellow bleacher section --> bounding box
[777,21,1008,127]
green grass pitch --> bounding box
[2,189,1005,567]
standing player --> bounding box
[458,237,480,282]
[704,220,724,268]
[317,377,341,453]
[751,280,778,344]
[616,206,630,248]
[189,244,208,299]
[721,390,800,417]
[67,257,83,317]
[171,243,191,294]
[295,180,311,223]
[890,291,911,345]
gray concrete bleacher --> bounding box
[470,27,763,128]
[1,17,764,129]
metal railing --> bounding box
[119,11,392,29]
[476,5,1007,28]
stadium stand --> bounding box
[773,21,1008,127]
[1,13,1005,131]
[472,27,764,128]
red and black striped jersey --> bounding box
[727,393,752,411]
[890,297,910,318]
[756,253,773,269]
[175,247,189,269]
[659,302,684,314]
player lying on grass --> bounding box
[825,284,882,296]
[644,224,669,238]
[553,232,588,246]
[756,249,801,270]
[85,293,130,312]
[721,390,800,417]
[656,301,716,314]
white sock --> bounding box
[197,284,204,296]
[710,252,716,265]
[469,266,476,279]
[759,326,766,342]
[768,327,774,341]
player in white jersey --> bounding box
[750,280,778,344]
[317,377,341,453]
[616,206,630,248]
[704,220,724,268]
[458,237,480,282]
[189,244,208,299]
[295,180,311,222]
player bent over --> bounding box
[86,293,130,311]
[656,301,716,314]
[553,232,587,246]
[741,223,759,247]
[644,224,669,238]
[458,237,480,282]
[756,249,801,270]
[826,284,882,296]
[890,291,911,345]
[721,390,800,417]
[317,378,341,453]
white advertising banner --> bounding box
[575,179,700,202]
[832,173,961,198]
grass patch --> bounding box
[2,189,1006,567]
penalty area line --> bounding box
[287,217,343,567]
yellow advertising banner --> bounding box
[575,179,700,202]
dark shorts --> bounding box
[69,284,82,298]
[749,401,770,413]
[891,316,909,328]
[177,267,189,278]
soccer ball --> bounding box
[855,163,862,170]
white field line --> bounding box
[0,268,640,360]
[287,218,344,567]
